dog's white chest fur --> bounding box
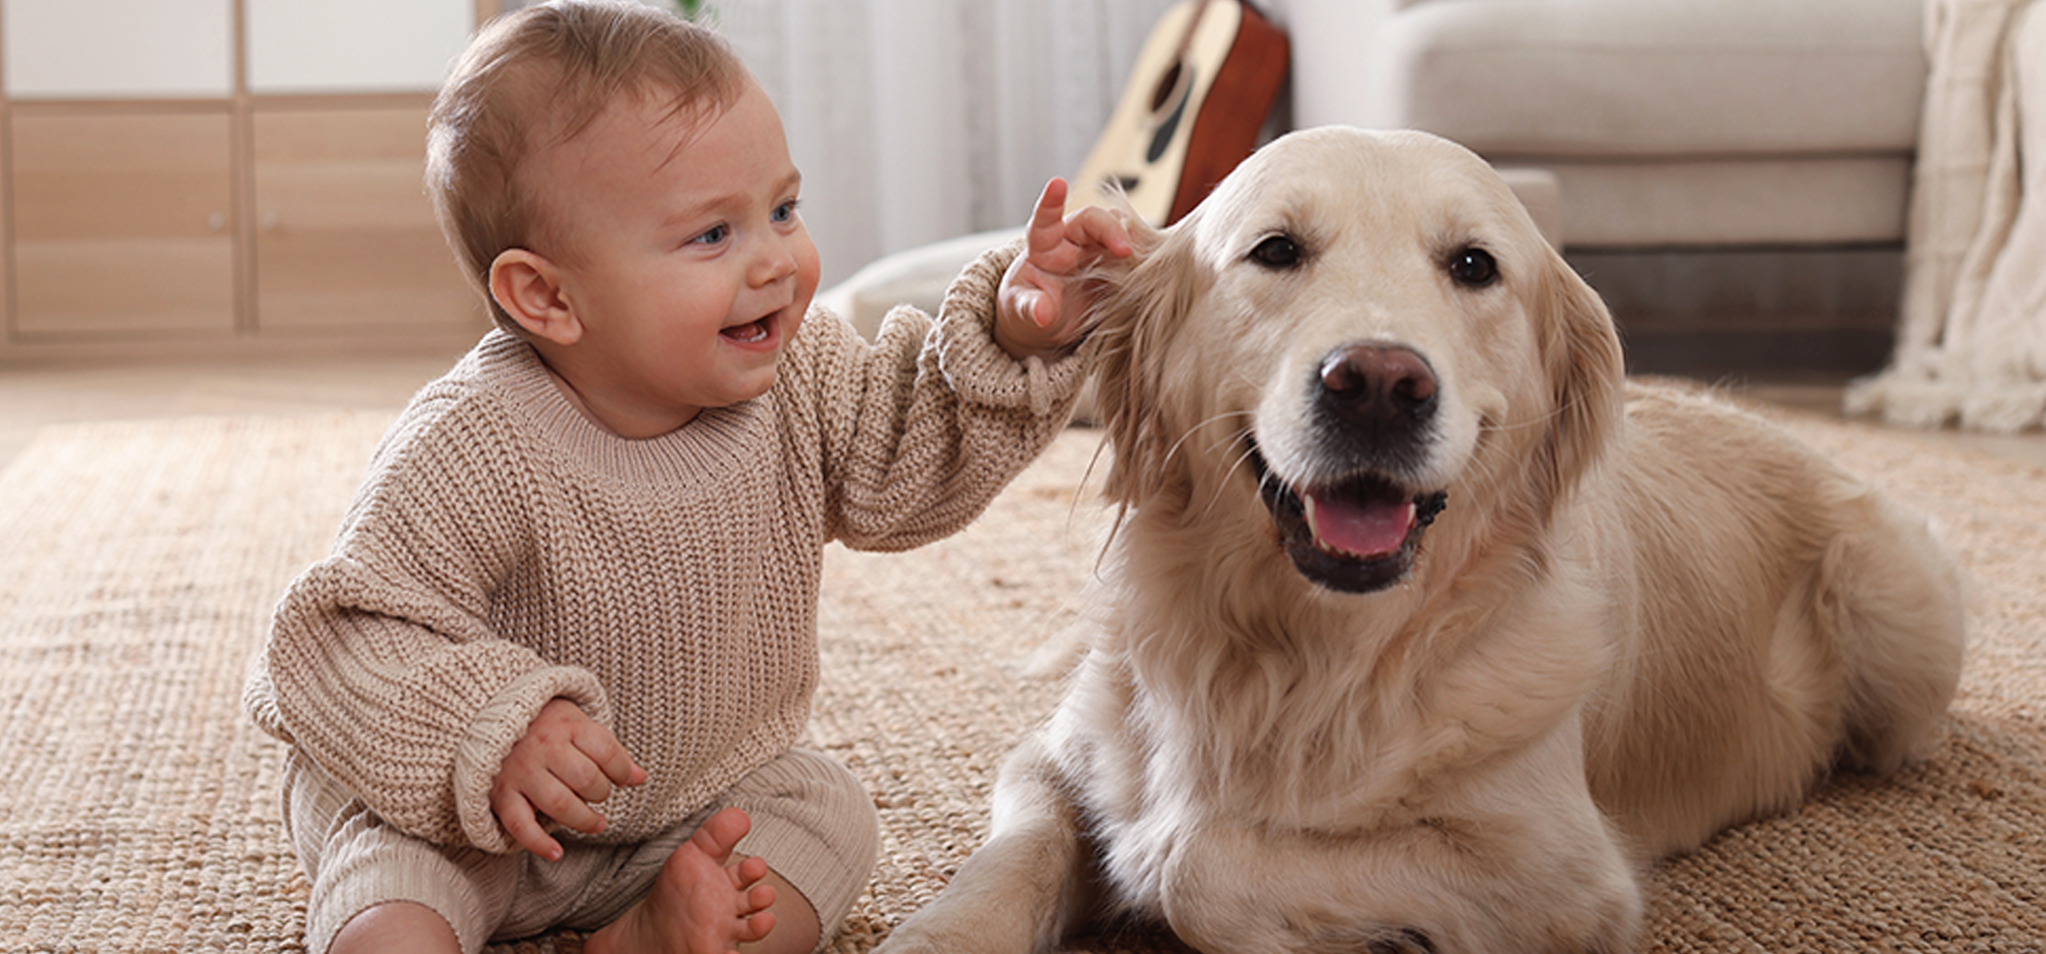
[1046,557,1631,950]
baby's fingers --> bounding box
[1009,286,1056,329]
[574,722,646,790]
[532,774,612,837]
[1025,178,1073,252]
[1064,205,1134,259]
[491,788,565,861]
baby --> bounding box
[241,2,1128,954]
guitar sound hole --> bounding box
[1151,62,1184,113]
[1146,62,1193,164]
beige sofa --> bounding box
[1287,0,1928,250]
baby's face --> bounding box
[527,80,818,434]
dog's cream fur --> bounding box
[876,128,1966,954]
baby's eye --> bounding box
[691,224,729,247]
[772,200,799,224]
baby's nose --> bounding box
[750,238,798,287]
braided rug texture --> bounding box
[0,409,2038,953]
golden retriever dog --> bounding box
[875,127,1967,954]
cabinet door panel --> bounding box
[10,113,237,336]
[246,0,473,94]
[4,0,233,99]
[15,240,238,336]
[252,108,482,332]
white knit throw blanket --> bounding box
[1848,0,2046,432]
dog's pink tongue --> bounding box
[1303,492,1415,558]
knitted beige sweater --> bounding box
[244,245,1080,854]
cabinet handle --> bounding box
[208,213,228,232]
[262,212,282,232]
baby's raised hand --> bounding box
[996,177,1134,361]
[491,697,648,860]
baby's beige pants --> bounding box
[283,747,880,954]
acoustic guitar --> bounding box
[1069,0,1289,226]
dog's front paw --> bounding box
[871,920,1005,954]
[874,901,1050,954]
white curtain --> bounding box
[713,0,1180,285]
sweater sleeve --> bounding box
[805,239,1088,550]
[249,400,608,853]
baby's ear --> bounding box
[489,248,582,346]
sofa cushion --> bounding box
[1325,0,1926,158]
[1543,156,1912,247]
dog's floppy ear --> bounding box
[1081,215,1203,506]
[1529,249,1625,511]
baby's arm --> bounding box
[994,177,1134,361]
[490,697,648,860]
[804,177,1128,551]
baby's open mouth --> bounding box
[723,315,774,344]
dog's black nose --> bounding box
[1317,343,1439,430]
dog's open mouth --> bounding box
[1248,441,1448,594]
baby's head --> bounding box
[427,0,749,333]
[428,0,817,438]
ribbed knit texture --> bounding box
[245,242,1082,856]
[286,747,877,954]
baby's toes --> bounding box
[691,807,752,862]
[743,881,776,915]
[729,854,770,890]
[740,910,777,944]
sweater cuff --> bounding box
[451,666,610,854]
[933,240,1088,418]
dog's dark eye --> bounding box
[1249,234,1303,270]
[1447,247,1498,288]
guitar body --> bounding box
[1070,0,1289,226]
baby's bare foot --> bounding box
[585,808,776,954]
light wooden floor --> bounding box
[2,348,2044,471]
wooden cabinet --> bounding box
[246,0,476,94]
[0,0,493,355]
[10,111,238,337]
[252,107,476,334]
[3,0,234,99]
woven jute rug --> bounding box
[0,406,2041,953]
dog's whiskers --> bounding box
[1475,404,1568,437]
[1160,410,1256,473]
[1087,411,1259,575]
[1194,425,1266,523]
[1162,412,1260,522]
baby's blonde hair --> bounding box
[427,0,749,331]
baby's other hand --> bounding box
[996,177,1134,362]
[491,697,648,861]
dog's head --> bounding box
[1084,127,1623,596]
